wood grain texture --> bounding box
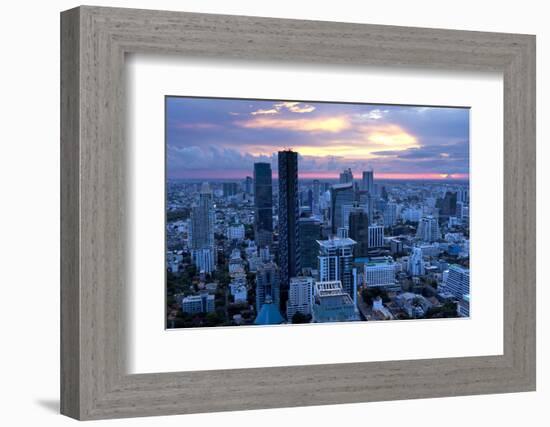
[60,5,536,420]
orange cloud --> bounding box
[237,116,351,133]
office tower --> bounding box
[416,215,442,242]
[357,189,374,223]
[189,182,216,273]
[317,237,356,297]
[278,150,301,304]
[312,280,359,323]
[244,176,253,195]
[298,217,321,270]
[383,202,398,227]
[457,187,470,203]
[408,247,425,276]
[361,170,374,193]
[313,179,320,214]
[443,264,470,299]
[307,188,313,213]
[286,277,314,320]
[339,168,354,184]
[254,162,273,248]
[438,191,457,220]
[348,207,369,257]
[255,262,280,312]
[330,182,354,234]
[222,182,238,197]
[368,225,385,248]
[363,256,397,288]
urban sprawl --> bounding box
[166,150,470,328]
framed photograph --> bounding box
[61,6,536,420]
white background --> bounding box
[0,0,547,426]
[128,56,503,373]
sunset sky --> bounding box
[166,97,469,180]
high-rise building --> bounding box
[330,182,354,234]
[189,182,216,273]
[383,202,398,227]
[255,262,280,312]
[408,247,425,276]
[348,207,369,257]
[312,179,320,214]
[443,264,470,299]
[437,191,457,220]
[244,176,253,195]
[339,168,354,184]
[416,215,442,242]
[312,280,359,323]
[278,150,301,304]
[222,182,238,197]
[286,277,314,320]
[361,170,374,193]
[368,225,385,248]
[254,163,273,248]
[317,237,357,297]
[298,217,321,270]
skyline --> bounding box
[166,97,470,181]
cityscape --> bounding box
[165,97,470,328]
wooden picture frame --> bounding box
[60,5,536,420]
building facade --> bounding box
[286,276,314,320]
[255,261,281,313]
[364,256,397,288]
[317,237,357,297]
[330,182,355,234]
[253,162,273,247]
[278,150,301,300]
[416,215,442,242]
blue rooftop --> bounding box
[254,302,285,325]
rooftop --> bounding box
[317,237,357,248]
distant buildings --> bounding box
[317,237,357,297]
[368,225,385,248]
[255,261,281,313]
[339,168,354,184]
[286,277,314,320]
[416,215,441,242]
[364,256,397,288]
[330,182,354,234]
[278,150,301,299]
[298,217,321,270]
[443,264,470,299]
[312,280,359,323]
[254,162,273,248]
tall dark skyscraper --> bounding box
[362,170,374,193]
[253,163,273,248]
[349,206,370,257]
[298,217,321,270]
[278,150,300,309]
